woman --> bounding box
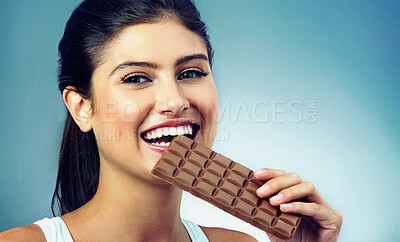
[0,0,342,241]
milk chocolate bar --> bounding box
[151,136,301,239]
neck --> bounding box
[63,159,189,241]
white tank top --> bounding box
[34,217,209,242]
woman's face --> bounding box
[89,19,218,181]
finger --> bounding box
[269,181,329,207]
[256,173,302,198]
[280,202,342,229]
[253,168,287,181]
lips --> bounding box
[140,119,200,152]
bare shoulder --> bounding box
[199,226,257,242]
[0,224,45,242]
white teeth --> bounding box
[169,127,177,135]
[156,129,162,138]
[144,124,196,141]
[150,142,169,147]
[177,126,185,135]
[163,128,169,136]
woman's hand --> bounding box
[254,168,343,242]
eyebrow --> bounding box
[175,54,208,66]
[109,53,209,77]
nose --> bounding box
[155,80,189,116]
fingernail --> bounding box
[254,170,267,176]
[270,194,283,203]
[257,185,270,195]
[280,203,293,209]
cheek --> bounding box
[92,88,151,143]
[186,79,219,145]
[91,90,154,167]
[200,79,218,122]
[200,90,218,126]
[114,102,140,138]
[117,100,141,123]
[112,93,154,139]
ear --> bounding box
[62,87,93,132]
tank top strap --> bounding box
[34,217,74,242]
[181,218,209,242]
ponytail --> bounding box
[51,112,99,216]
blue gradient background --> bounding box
[1,0,399,241]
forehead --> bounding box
[99,19,208,67]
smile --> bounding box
[140,119,200,152]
